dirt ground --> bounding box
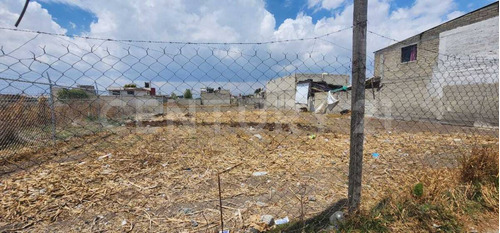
[0,110,497,232]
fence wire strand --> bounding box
[0,27,498,233]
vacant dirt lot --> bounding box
[0,110,497,232]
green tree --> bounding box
[57,88,89,100]
[170,92,178,100]
[184,89,193,99]
[254,88,262,94]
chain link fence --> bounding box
[0,29,498,232]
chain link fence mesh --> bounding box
[0,29,498,232]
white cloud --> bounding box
[0,0,462,95]
[0,0,66,55]
[321,0,345,10]
[446,10,464,20]
[307,0,322,9]
[308,0,345,10]
[69,21,76,29]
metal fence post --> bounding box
[94,80,101,121]
[46,72,57,143]
[348,0,368,213]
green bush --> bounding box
[413,183,424,198]
[57,88,89,100]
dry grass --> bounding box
[0,97,106,148]
[460,145,499,185]
[0,110,497,232]
[0,97,50,147]
[340,145,499,233]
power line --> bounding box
[0,26,353,45]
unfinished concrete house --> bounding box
[200,87,231,105]
[265,73,349,111]
[373,2,499,126]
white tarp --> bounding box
[327,91,339,111]
[315,92,340,114]
[295,83,310,104]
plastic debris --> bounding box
[254,134,263,140]
[98,153,112,160]
[372,153,380,158]
[329,211,344,227]
[181,207,193,215]
[219,230,230,233]
[309,134,316,139]
[275,216,289,225]
[252,171,267,176]
[191,220,198,227]
[121,219,127,226]
[260,215,274,226]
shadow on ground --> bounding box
[267,198,347,233]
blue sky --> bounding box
[34,0,97,35]
[34,0,497,35]
[0,0,497,96]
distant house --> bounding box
[107,82,156,97]
[50,84,96,100]
[265,73,349,111]
[76,85,97,96]
[373,1,499,126]
[200,87,231,105]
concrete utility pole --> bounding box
[348,0,368,213]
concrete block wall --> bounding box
[237,97,265,108]
[96,96,164,119]
[265,74,350,110]
[312,90,381,116]
[312,91,351,113]
[442,83,499,126]
[370,2,499,126]
[200,89,231,105]
[309,77,499,127]
[167,98,202,105]
[374,2,498,60]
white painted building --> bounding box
[107,87,152,96]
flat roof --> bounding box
[107,87,151,91]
